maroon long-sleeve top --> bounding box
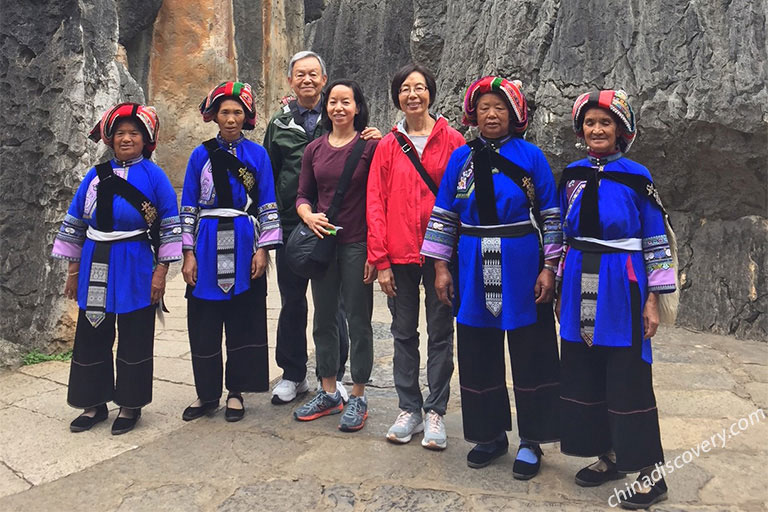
[296,133,378,244]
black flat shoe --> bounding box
[225,393,245,422]
[620,476,668,509]
[512,443,543,480]
[467,435,509,468]
[111,408,141,435]
[182,399,219,421]
[575,455,623,487]
[70,404,109,432]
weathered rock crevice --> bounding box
[305,0,767,341]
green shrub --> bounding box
[22,350,73,366]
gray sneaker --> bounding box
[338,396,368,432]
[386,410,424,444]
[294,390,343,421]
[422,410,447,450]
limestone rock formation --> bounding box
[150,0,304,186]
[308,0,768,340]
[305,0,415,129]
[0,0,147,363]
[0,0,306,362]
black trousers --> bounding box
[187,277,269,402]
[68,305,155,409]
[560,283,664,473]
[457,303,560,444]
[275,243,348,382]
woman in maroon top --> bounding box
[293,79,378,432]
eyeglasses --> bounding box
[399,84,428,95]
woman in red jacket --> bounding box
[367,63,465,450]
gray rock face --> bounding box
[116,0,162,93]
[0,0,151,358]
[308,0,768,340]
[305,0,415,129]
[116,0,163,45]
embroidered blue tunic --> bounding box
[52,156,182,313]
[181,135,282,301]
[559,155,676,363]
[421,137,561,331]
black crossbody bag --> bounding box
[285,137,367,279]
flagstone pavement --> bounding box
[0,270,766,511]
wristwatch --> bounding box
[543,264,557,274]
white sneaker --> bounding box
[386,410,424,444]
[315,381,350,404]
[422,410,447,450]
[271,378,310,404]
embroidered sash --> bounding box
[465,139,543,316]
[202,139,262,293]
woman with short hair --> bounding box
[367,63,464,450]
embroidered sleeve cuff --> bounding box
[421,206,459,262]
[180,206,198,252]
[158,214,183,262]
[648,268,676,293]
[556,242,569,279]
[255,202,282,249]
[541,208,563,260]
[643,234,673,277]
[51,240,82,261]
[157,241,183,262]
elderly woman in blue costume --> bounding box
[52,103,182,435]
[180,81,282,422]
[557,90,677,509]
[421,76,562,479]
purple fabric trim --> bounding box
[421,240,453,261]
[182,233,195,250]
[52,240,82,261]
[647,267,675,291]
[257,228,282,248]
[158,241,182,262]
[543,243,562,260]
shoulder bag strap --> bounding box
[325,137,368,223]
[393,132,439,196]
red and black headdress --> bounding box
[462,76,528,134]
[572,90,636,153]
[88,102,160,156]
[199,81,256,130]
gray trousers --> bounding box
[311,242,373,384]
[388,263,455,416]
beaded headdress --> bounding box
[462,76,528,135]
[199,81,256,130]
[572,90,636,153]
[88,102,160,156]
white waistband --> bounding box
[199,208,248,218]
[572,237,642,251]
[460,220,532,230]
[87,227,147,242]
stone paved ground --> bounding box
[0,271,766,511]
